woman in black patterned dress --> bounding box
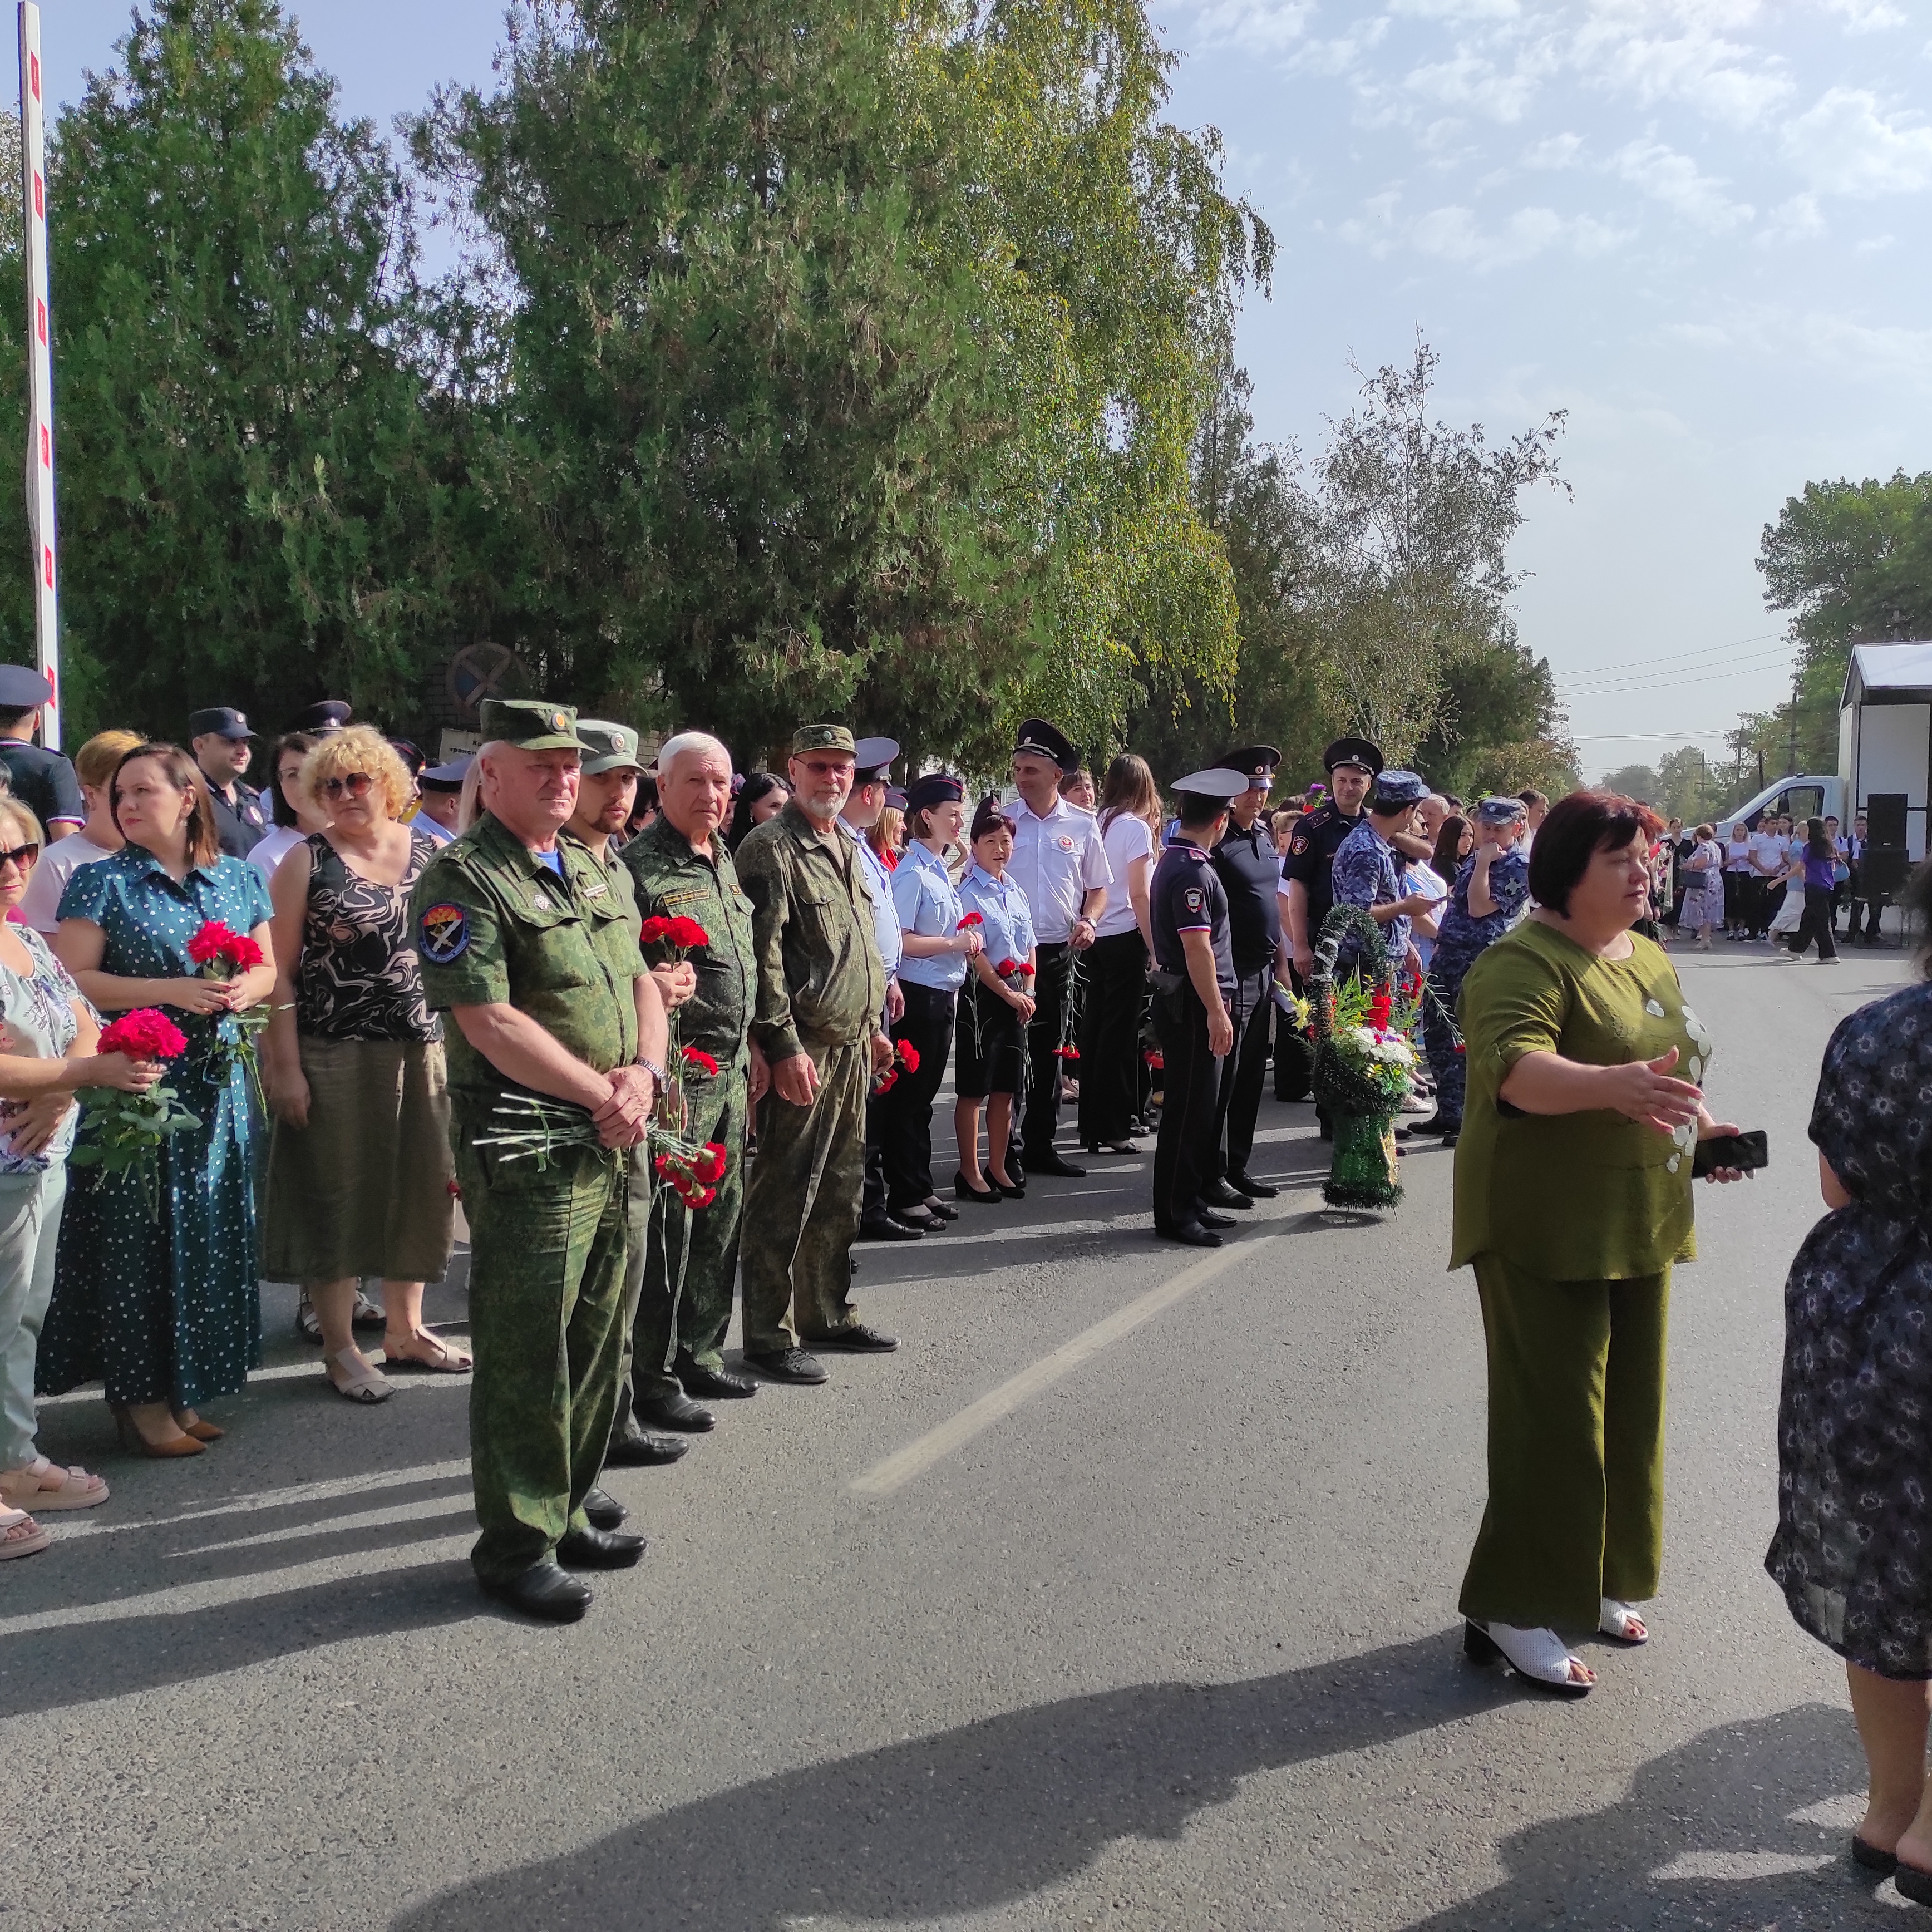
[261,727,462,1403]
[1766,859,1932,1894]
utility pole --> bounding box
[1785,669,1801,776]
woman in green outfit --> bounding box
[1453,790,1749,1697]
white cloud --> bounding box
[1610,137,1754,230]
[1524,131,1586,168]
[1782,87,1932,196]
[1171,0,1315,56]
[1658,304,1932,388]
[1403,48,1544,121]
[1757,192,1825,243]
[1403,200,1632,267]
[1819,0,1906,31]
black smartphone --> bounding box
[1692,1129,1768,1179]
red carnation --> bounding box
[693,1142,728,1184]
[682,1046,719,1077]
[97,1008,188,1061]
[1054,1044,1080,1061]
[666,915,709,950]
[896,1041,920,1073]
[994,957,1026,977]
[957,911,984,930]
[875,1070,899,1095]
[187,920,261,973]
[639,915,673,945]
[1143,1049,1164,1071]
[688,1184,717,1209]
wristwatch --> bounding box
[635,1054,667,1086]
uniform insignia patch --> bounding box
[1184,888,1204,911]
[550,709,568,732]
[418,902,469,963]
[1057,835,1075,851]
[583,881,609,900]
[1291,836,1309,854]
[531,894,552,911]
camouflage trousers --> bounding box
[741,1038,867,1354]
[454,1123,629,1586]
[615,1067,747,1426]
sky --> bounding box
[32,0,1932,782]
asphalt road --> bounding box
[10,938,1922,1930]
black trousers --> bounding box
[1022,942,1076,1157]
[1848,871,1885,942]
[1152,992,1219,1232]
[1077,930,1147,1146]
[1273,963,1312,1102]
[1209,965,1272,1182]
[1787,885,1839,960]
[881,983,957,1213]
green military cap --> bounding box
[791,723,856,756]
[575,718,644,775]
[479,697,590,752]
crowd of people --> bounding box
[2,657,1930,1914]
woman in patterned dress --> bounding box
[40,745,276,1456]
[262,727,460,1404]
[1766,861,1932,1895]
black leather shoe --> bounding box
[810,1323,900,1353]
[745,1347,829,1384]
[639,1388,716,1433]
[954,1171,1002,1204]
[1154,1220,1222,1249]
[857,1214,925,1241]
[921,1196,959,1222]
[989,1170,1027,1199]
[1226,1170,1279,1199]
[480,1561,593,1622]
[1197,1177,1253,1210]
[677,1357,758,1399]
[582,1486,627,1530]
[1440,1131,1458,1149]
[1401,1115,1453,1138]
[556,1525,648,1570]
[603,1417,691,1466]
[1021,1149,1087,1178]
[1195,1206,1237,1230]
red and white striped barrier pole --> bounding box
[18,2,58,748]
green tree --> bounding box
[1600,762,1661,800]
[7,0,471,735]
[423,0,1268,766]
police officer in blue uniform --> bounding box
[188,706,268,858]
[0,665,82,840]
[1202,745,1283,1210]
[1148,768,1246,1249]
[1329,767,1433,973]
[1280,737,1381,980]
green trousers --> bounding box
[1458,1251,1670,1629]
[619,1068,747,1414]
[741,1038,866,1354]
[455,1126,629,1586]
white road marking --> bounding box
[172,1494,474,1557]
[851,1234,1276,1496]
[49,1458,471,1541]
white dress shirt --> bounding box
[1004,794,1112,944]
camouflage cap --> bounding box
[479,698,589,753]
[575,718,644,775]
[791,723,856,756]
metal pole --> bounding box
[18,3,57,748]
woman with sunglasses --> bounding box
[261,726,460,1402]
[0,797,163,1535]
[40,744,276,1456]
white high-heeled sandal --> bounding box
[1465,1620,1595,1697]
[1599,1598,1648,1644]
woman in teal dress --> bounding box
[38,745,275,1457]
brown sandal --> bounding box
[382,1332,472,1373]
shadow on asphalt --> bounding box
[0,1559,479,1721]
[390,1665,1878,1931]
[385,1637,1871,1930]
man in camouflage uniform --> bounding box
[412,699,670,1623]
[735,724,897,1384]
[620,730,766,1422]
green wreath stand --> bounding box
[1308,904,1404,1210]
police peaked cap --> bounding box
[904,771,966,814]
[1171,767,1250,807]
[289,699,352,735]
[1215,745,1282,791]
[418,757,472,792]
[851,736,900,782]
[189,705,253,741]
[1322,736,1384,776]
[0,665,52,711]
[1013,717,1078,772]
[1369,768,1429,810]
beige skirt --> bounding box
[262,1036,456,1287]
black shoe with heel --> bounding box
[953,1171,1002,1204]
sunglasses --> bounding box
[0,843,39,870]
[321,773,374,800]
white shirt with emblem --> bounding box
[1005,795,1112,944]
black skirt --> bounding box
[955,978,1027,1100]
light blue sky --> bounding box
[34,1,1932,779]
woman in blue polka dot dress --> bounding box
[37,745,276,1456]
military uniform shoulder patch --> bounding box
[418,901,470,963]
[1184,888,1204,911]
[1290,836,1309,854]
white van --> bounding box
[1712,775,1846,836]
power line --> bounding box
[1562,646,1794,691]
[1549,629,1785,677]
[1564,662,1800,698]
